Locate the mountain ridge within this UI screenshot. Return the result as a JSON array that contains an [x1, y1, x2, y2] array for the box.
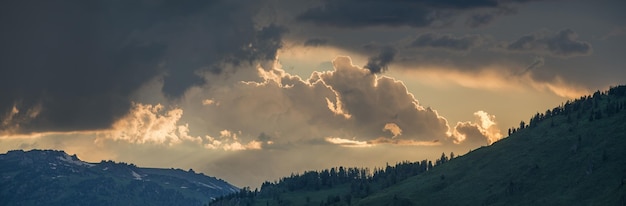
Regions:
[[0, 149, 238, 206]]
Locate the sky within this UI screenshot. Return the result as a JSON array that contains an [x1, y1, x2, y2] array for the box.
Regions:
[[1, 0, 625, 188]]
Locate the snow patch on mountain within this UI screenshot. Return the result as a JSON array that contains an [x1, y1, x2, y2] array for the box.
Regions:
[[131, 171, 142, 180], [58, 153, 94, 167], [197, 181, 220, 189]]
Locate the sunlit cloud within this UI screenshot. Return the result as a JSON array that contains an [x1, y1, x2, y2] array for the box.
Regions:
[[276, 42, 369, 77], [178, 56, 491, 150], [452, 110, 502, 145], [202, 99, 217, 106], [325, 97, 352, 119], [383, 123, 402, 138], [2, 56, 509, 152], [1, 105, 19, 130], [393, 64, 589, 99], [369, 137, 442, 146], [473, 110, 502, 144], [325, 137, 372, 148], [529, 75, 590, 99], [205, 137, 263, 151], [0, 103, 43, 135], [99, 103, 265, 151], [97, 103, 200, 145], [1, 102, 266, 152]]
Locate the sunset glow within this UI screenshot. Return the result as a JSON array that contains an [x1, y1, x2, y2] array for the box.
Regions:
[[1, 0, 624, 188]]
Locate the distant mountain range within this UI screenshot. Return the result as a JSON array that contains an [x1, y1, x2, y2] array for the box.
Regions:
[[0, 149, 238, 206], [210, 85, 626, 205]]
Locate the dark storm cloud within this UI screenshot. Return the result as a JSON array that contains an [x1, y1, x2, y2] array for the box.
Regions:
[[501, 29, 592, 57], [409, 33, 483, 52], [304, 38, 329, 47], [465, 7, 516, 28], [466, 13, 496, 28], [296, 0, 542, 28], [518, 56, 545, 75], [364, 47, 397, 74], [0, 0, 285, 134], [246, 24, 288, 63]]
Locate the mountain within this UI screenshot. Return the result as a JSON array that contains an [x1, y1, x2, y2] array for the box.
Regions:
[[0, 149, 238, 206], [210, 85, 626, 206]]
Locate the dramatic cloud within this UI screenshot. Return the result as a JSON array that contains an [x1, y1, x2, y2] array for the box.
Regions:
[[383, 123, 403, 138], [392, 65, 589, 99], [3, 0, 623, 189], [325, 137, 371, 148], [364, 47, 397, 74], [0, 0, 286, 134], [319, 57, 452, 142], [296, 0, 541, 28], [409, 33, 484, 52], [99, 103, 201, 146], [465, 7, 516, 28], [204, 130, 263, 151], [518, 56, 545, 75], [3, 102, 265, 151], [500, 29, 592, 57], [453, 111, 502, 146], [191, 56, 495, 149]]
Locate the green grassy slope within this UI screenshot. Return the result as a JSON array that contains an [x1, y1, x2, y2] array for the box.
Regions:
[[359, 91, 626, 205]]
